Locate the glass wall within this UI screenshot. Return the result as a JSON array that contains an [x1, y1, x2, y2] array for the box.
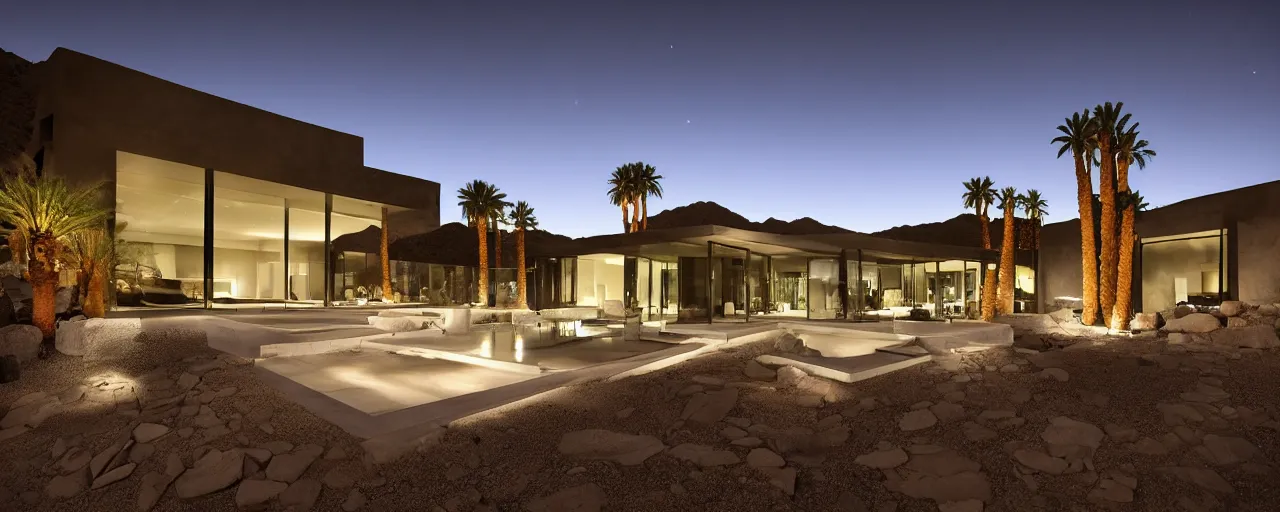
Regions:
[[771, 256, 807, 316], [711, 244, 748, 319], [575, 254, 625, 308], [331, 195, 386, 303], [288, 198, 326, 303], [212, 172, 286, 303], [965, 261, 983, 318], [660, 260, 679, 321], [808, 258, 842, 319], [748, 254, 769, 315], [678, 256, 709, 321], [636, 258, 651, 320], [114, 152, 205, 307], [1140, 230, 1227, 311]]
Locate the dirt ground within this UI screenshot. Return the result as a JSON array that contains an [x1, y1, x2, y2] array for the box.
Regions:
[[2, 329, 1279, 512]]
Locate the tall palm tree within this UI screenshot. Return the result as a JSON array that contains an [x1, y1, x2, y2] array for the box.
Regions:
[[509, 201, 538, 309], [1018, 190, 1048, 312], [636, 163, 663, 231], [1110, 125, 1154, 328], [1093, 102, 1125, 320], [1052, 110, 1102, 325], [491, 205, 507, 269], [458, 180, 507, 305], [380, 207, 391, 302], [996, 187, 1019, 315], [962, 176, 998, 321], [607, 166, 637, 233], [1111, 190, 1148, 330], [0, 173, 106, 344]]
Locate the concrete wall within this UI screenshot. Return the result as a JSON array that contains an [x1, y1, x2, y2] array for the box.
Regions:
[[1237, 211, 1280, 303], [31, 48, 439, 227], [1038, 180, 1280, 312]]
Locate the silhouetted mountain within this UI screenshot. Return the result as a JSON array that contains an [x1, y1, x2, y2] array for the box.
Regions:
[[646, 201, 852, 235], [873, 213, 1033, 250], [335, 222, 577, 267]]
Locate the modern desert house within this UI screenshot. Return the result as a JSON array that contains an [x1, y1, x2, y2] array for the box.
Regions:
[[1037, 179, 1280, 314], [532, 225, 1000, 322], [12, 48, 441, 309]]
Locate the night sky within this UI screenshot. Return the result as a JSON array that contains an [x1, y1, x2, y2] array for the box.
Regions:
[[3, 1, 1277, 237]]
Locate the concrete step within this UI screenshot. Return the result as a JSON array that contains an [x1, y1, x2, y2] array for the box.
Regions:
[[875, 344, 930, 357]]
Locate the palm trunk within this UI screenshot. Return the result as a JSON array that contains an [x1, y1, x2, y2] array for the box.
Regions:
[[1111, 205, 1136, 330], [494, 222, 503, 269], [83, 266, 106, 318], [28, 233, 59, 343], [620, 202, 631, 233], [516, 228, 528, 309], [476, 215, 489, 305], [641, 195, 649, 231], [1098, 134, 1118, 321], [1075, 154, 1100, 325], [981, 268, 998, 322], [380, 207, 391, 303], [979, 209, 992, 250], [630, 199, 641, 233], [997, 208, 1017, 314]]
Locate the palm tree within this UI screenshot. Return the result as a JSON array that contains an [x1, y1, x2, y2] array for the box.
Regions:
[[65, 227, 112, 318], [380, 207, 391, 302], [509, 201, 538, 309], [1110, 124, 1154, 329], [996, 187, 1019, 315], [1052, 110, 1102, 325], [1111, 190, 1148, 330], [1018, 190, 1048, 312], [0, 173, 106, 344], [457, 180, 507, 305], [491, 205, 507, 269], [636, 163, 663, 231], [607, 166, 636, 233], [1093, 102, 1125, 320], [962, 176, 998, 321]]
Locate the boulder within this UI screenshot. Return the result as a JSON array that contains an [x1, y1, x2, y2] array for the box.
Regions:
[[366, 316, 436, 333], [774, 333, 806, 353], [667, 443, 740, 467], [236, 479, 289, 508], [1219, 301, 1245, 317], [1258, 304, 1278, 317], [55, 317, 143, 359], [175, 449, 244, 498], [0, 324, 41, 363], [55, 286, 74, 315], [680, 388, 738, 424], [557, 430, 665, 466], [1130, 312, 1160, 331], [1173, 305, 1195, 318], [1209, 325, 1280, 349], [1162, 313, 1221, 333], [279, 479, 323, 511], [265, 450, 320, 483]]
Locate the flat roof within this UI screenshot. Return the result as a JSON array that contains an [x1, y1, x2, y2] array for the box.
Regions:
[[558, 225, 997, 263]]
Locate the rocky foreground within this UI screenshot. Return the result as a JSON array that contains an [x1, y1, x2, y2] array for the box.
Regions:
[[2, 329, 1280, 511]]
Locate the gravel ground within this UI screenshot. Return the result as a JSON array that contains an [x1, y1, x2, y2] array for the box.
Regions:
[[3, 329, 1280, 511]]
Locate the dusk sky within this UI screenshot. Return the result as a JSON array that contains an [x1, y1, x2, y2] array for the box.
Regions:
[[3, 0, 1277, 237]]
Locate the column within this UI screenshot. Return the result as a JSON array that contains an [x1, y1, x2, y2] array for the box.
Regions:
[[202, 168, 214, 309]]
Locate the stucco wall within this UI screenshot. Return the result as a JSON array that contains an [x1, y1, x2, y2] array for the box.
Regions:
[[1037, 219, 1083, 311], [1039, 180, 1280, 313], [1237, 211, 1280, 304], [31, 48, 439, 228]]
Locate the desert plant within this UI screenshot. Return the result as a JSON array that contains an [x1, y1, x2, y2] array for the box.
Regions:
[[509, 201, 538, 309], [64, 228, 112, 318], [607, 165, 637, 233], [1052, 110, 1101, 324], [1092, 102, 1125, 319], [962, 176, 999, 321], [0, 173, 107, 342], [458, 180, 507, 306], [1111, 190, 1149, 330], [996, 187, 1019, 315], [635, 163, 663, 231], [380, 207, 391, 303]]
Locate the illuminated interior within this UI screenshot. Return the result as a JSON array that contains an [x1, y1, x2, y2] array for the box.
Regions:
[[113, 151, 416, 309]]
